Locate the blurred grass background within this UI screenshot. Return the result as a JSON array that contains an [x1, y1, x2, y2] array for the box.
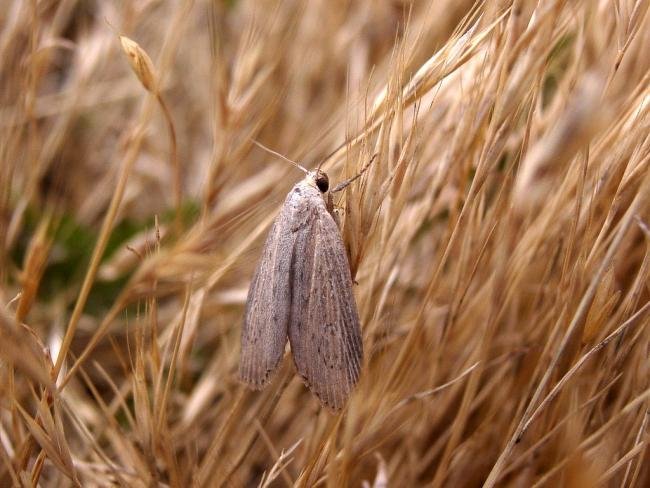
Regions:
[[1, 0, 649, 486]]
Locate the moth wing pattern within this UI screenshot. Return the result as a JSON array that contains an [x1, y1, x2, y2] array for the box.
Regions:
[[288, 193, 363, 411], [239, 203, 294, 389]]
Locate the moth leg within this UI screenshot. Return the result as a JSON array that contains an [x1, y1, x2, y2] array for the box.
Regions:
[[325, 192, 341, 228]]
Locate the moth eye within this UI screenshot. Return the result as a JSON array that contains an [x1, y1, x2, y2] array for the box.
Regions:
[[315, 172, 329, 193]]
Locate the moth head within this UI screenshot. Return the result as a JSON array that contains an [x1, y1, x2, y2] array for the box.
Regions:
[[313, 170, 329, 193]]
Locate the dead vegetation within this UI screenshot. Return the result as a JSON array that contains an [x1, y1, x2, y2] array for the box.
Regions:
[[1, 0, 649, 486]]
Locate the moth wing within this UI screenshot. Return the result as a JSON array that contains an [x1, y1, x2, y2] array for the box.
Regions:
[[240, 205, 294, 389], [289, 203, 363, 410]]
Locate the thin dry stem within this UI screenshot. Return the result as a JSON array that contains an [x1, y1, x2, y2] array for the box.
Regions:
[[1, 1, 649, 486]]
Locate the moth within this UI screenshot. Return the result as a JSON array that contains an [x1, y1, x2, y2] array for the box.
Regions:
[[240, 143, 369, 411]]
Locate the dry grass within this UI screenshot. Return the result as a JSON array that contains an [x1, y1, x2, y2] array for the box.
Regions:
[[1, 0, 649, 486]]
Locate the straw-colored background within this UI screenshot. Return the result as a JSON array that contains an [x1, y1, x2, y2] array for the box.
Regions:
[[1, 1, 649, 486]]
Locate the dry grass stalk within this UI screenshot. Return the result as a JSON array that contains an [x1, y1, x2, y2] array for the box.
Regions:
[[1, 0, 649, 486]]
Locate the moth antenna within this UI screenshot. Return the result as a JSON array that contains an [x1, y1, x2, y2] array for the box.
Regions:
[[331, 153, 378, 193], [315, 140, 349, 173], [316, 157, 326, 173], [253, 140, 309, 174]]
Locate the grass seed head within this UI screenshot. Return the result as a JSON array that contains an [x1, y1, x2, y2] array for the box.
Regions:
[[120, 35, 158, 94]]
